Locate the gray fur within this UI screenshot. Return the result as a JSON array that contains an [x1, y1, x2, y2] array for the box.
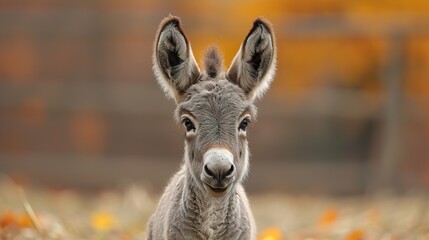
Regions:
[[153, 16, 200, 103], [147, 15, 276, 240], [204, 46, 223, 79], [227, 18, 277, 101]]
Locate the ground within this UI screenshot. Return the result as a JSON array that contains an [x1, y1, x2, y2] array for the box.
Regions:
[[0, 179, 428, 240]]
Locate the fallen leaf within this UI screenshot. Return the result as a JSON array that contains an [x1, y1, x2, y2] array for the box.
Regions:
[[258, 227, 283, 240], [19, 213, 33, 228], [318, 208, 338, 226], [346, 229, 364, 240], [0, 211, 18, 228], [91, 211, 117, 232]]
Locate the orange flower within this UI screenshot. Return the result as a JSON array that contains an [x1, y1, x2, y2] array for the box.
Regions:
[[0, 211, 18, 228], [258, 227, 283, 240], [90, 211, 117, 232], [19, 213, 33, 228], [318, 208, 338, 226], [346, 229, 364, 240]]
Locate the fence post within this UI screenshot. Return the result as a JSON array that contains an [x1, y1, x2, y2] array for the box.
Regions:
[[375, 32, 405, 193]]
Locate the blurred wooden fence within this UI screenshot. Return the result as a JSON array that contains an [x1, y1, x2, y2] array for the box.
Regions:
[[1, 0, 429, 193]]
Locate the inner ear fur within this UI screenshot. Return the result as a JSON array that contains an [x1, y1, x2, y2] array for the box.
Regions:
[[227, 18, 276, 101], [153, 15, 200, 102]]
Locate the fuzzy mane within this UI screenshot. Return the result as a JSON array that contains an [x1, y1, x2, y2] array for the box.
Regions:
[[204, 46, 224, 79]]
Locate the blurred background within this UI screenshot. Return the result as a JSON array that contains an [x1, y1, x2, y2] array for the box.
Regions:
[[1, 0, 429, 195]]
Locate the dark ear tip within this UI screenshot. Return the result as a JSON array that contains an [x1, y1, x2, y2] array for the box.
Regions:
[[253, 17, 273, 34], [159, 15, 182, 31]]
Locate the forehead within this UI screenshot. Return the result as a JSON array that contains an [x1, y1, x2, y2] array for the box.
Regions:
[[176, 80, 255, 120]]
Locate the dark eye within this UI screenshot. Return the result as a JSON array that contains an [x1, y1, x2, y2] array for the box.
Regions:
[[182, 117, 196, 132], [239, 118, 250, 131]]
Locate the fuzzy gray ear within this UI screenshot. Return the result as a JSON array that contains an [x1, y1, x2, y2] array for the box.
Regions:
[[153, 16, 200, 103], [227, 18, 276, 101]]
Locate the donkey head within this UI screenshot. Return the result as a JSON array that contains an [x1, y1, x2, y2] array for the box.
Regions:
[[153, 16, 276, 197]]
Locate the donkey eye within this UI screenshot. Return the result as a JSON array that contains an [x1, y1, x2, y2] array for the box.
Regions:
[[182, 117, 196, 132], [239, 118, 250, 132]]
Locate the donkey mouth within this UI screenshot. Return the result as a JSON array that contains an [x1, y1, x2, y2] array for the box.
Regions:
[[203, 182, 229, 194], [209, 185, 227, 193]]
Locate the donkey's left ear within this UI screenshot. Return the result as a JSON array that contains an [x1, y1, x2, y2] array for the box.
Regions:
[[153, 15, 200, 103], [227, 18, 276, 101]]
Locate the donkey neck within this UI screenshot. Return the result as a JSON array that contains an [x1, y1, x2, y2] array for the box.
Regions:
[[181, 165, 238, 235], [183, 168, 236, 212]]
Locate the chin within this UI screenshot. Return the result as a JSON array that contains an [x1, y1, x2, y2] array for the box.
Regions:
[[203, 182, 231, 197]]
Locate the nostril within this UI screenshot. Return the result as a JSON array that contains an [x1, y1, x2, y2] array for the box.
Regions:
[[226, 165, 234, 177], [204, 164, 215, 178]]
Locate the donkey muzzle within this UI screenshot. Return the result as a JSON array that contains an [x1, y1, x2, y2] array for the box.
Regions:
[[202, 148, 235, 194]]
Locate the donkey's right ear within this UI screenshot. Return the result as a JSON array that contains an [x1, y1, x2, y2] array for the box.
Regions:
[[227, 18, 276, 102], [153, 16, 200, 103]]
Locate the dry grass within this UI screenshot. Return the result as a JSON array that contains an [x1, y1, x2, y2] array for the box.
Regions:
[[0, 178, 428, 240]]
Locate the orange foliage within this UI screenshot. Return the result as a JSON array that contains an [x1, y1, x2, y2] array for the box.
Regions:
[[19, 214, 33, 228], [345, 229, 364, 240], [0, 212, 34, 229], [318, 208, 338, 226], [90, 211, 117, 232], [0, 212, 18, 228], [258, 227, 283, 240]]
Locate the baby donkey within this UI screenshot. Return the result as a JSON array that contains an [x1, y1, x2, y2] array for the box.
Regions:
[[147, 15, 277, 240]]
